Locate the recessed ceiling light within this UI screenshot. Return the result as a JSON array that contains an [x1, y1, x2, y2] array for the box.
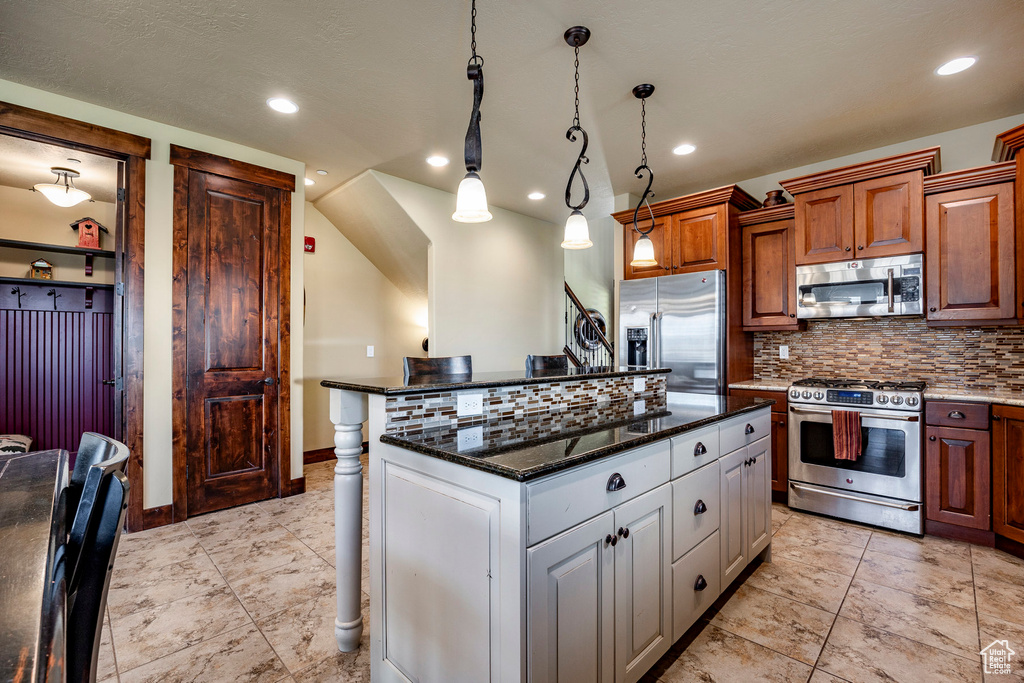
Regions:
[[673, 143, 696, 156], [426, 156, 449, 167], [936, 56, 977, 76], [316, 169, 328, 175], [304, 178, 315, 186], [527, 192, 546, 200], [266, 97, 299, 114]]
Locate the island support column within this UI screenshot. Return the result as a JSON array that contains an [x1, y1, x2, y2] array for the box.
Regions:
[[330, 389, 368, 652]]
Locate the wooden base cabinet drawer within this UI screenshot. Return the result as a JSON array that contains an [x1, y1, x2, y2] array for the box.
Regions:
[[672, 530, 720, 640], [925, 401, 989, 430], [720, 410, 771, 454], [526, 441, 671, 546], [671, 424, 720, 479], [672, 461, 721, 560]]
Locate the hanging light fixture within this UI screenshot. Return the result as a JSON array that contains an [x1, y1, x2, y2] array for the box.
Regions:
[[34, 167, 91, 208], [452, 0, 492, 223], [629, 84, 659, 268], [561, 26, 593, 250]]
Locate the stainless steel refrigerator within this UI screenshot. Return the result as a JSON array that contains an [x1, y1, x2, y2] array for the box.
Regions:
[[618, 271, 726, 395]]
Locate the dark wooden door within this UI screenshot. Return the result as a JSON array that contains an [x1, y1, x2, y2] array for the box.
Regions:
[[623, 215, 670, 280], [854, 171, 923, 258], [925, 426, 990, 530], [742, 219, 797, 327], [993, 405, 1024, 544], [794, 185, 853, 264], [926, 182, 1015, 322], [185, 171, 281, 515], [669, 206, 727, 273]]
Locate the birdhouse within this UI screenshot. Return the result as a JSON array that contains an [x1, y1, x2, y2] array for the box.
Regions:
[[31, 258, 54, 280], [70, 217, 109, 250]]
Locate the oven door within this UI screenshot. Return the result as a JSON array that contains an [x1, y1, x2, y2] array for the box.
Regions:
[[788, 404, 921, 502]]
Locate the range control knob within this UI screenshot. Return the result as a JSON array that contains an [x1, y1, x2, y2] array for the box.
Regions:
[[790, 390, 800, 399], [876, 395, 889, 404], [890, 395, 904, 405], [802, 391, 812, 399], [905, 396, 919, 407], [813, 391, 824, 400]]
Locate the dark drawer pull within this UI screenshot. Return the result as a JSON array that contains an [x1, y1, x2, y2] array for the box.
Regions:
[[605, 533, 617, 547], [929, 436, 936, 441], [606, 473, 626, 492], [694, 499, 707, 515], [694, 441, 707, 457], [694, 575, 708, 591], [948, 411, 965, 420], [745, 424, 755, 435]]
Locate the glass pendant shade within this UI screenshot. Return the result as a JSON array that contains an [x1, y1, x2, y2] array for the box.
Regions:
[[561, 209, 593, 249], [452, 172, 492, 223], [35, 169, 91, 208], [630, 233, 657, 267]]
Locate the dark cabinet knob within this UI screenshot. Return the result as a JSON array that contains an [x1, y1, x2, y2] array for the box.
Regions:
[[694, 441, 707, 457], [694, 500, 707, 515], [618, 527, 629, 539], [745, 424, 755, 435], [930, 307, 937, 312], [694, 575, 708, 591], [929, 436, 936, 441], [606, 473, 626, 492], [605, 534, 617, 547], [948, 411, 965, 419], [789, 313, 796, 318], [845, 246, 852, 252], [858, 245, 864, 250], [993, 415, 1002, 421]]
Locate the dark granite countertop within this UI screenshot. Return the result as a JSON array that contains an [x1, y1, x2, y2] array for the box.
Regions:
[[320, 367, 671, 396], [380, 393, 774, 481]]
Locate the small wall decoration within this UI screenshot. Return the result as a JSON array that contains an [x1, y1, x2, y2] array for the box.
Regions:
[[70, 217, 109, 250], [30, 258, 54, 280]]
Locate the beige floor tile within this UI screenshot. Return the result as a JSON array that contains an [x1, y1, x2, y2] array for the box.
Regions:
[[710, 584, 834, 665], [107, 551, 227, 620], [116, 523, 202, 573], [110, 585, 251, 673], [257, 591, 369, 673], [207, 525, 320, 582], [745, 554, 853, 613], [867, 530, 973, 574], [96, 621, 117, 681], [118, 624, 288, 683], [657, 623, 813, 682], [809, 671, 850, 683], [774, 513, 872, 548], [771, 506, 791, 536], [188, 504, 281, 548], [972, 545, 1024, 586], [978, 613, 1024, 682], [771, 531, 865, 576], [839, 579, 979, 659], [818, 616, 982, 683], [856, 549, 975, 610], [287, 516, 338, 554], [230, 553, 336, 621], [293, 628, 371, 683], [975, 576, 1024, 628]]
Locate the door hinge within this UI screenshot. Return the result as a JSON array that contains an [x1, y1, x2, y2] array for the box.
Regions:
[[115, 282, 125, 296], [117, 188, 126, 202]]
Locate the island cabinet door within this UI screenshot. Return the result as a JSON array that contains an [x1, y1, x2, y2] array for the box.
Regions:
[[613, 484, 673, 683], [527, 511, 615, 683], [719, 446, 748, 587], [745, 437, 772, 558]]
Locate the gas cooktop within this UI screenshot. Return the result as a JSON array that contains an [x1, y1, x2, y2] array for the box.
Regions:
[[788, 377, 925, 410], [791, 378, 926, 392]]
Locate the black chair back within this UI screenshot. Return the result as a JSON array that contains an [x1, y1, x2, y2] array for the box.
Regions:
[[67, 433, 118, 520], [66, 469, 129, 683], [403, 355, 472, 377], [526, 355, 569, 373]]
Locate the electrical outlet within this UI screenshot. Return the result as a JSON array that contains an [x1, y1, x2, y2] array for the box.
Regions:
[[457, 392, 484, 417], [634, 399, 646, 416], [633, 376, 646, 393], [366, 345, 375, 358], [457, 425, 484, 451], [779, 345, 789, 359]]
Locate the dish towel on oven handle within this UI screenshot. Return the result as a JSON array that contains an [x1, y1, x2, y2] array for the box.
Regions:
[[832, 410, 862, 461]]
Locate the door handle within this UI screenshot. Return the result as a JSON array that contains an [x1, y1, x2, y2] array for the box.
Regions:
[[101, 379, 116, 386], [789, 482, 920, 511], [745, 423, 755, 435], [887, 268, 895, 313], [693, 441, 707, 457], [694, 499, 707, 515], [606, 473, 626, 492], [260, 377, 275, 386], [790, 406, 919, 422], [948, 411, 965, 419], [694, 575, 708, 591]]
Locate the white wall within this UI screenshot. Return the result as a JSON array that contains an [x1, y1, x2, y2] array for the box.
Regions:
[[0, 78, 306, 509], [302, 202, 425, 451]]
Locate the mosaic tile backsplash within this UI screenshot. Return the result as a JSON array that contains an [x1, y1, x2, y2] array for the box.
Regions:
[[384, 373, 667, 434], [754, 318, 1024, 392]]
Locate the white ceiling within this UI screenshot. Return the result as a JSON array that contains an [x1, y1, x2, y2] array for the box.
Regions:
[[1, 0, 1022, 223], [0, 134, 120, 203]]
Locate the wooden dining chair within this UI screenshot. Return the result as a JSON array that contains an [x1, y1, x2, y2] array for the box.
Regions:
[[403, 355, 472, 377], [525, 354, 569, 373]]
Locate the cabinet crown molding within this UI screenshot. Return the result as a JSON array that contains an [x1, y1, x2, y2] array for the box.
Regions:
[[779, 147, 941, 195], [611, 184, 760, 224], [923, 162, 1016, 195], [992, 123, 1024, 163], [737, 203, 795, 226]]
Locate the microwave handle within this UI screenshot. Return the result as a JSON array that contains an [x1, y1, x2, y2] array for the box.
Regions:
[[887, 268, 895, 313]]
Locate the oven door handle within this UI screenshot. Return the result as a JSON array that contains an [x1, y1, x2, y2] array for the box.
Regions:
[[790, 482, 920, 511], [789, 406, 919, 422]]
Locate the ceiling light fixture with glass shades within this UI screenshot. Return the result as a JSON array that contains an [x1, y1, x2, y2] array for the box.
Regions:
[[33, 167, 91, 207], [452, 0, 492, 223], [629, 84, 659, 268], [560, 25, 593, 250]]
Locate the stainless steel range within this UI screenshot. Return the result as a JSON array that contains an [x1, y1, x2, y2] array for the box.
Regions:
[[787, 378, 924, 534]]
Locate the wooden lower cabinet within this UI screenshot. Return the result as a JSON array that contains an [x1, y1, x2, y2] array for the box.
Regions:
[[925, 426, 991, 530], [993, 404, 1024, 545]]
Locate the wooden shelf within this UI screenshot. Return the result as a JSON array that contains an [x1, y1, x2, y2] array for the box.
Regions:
[[0, 238, 115, 258], [0, 276, 114, 290]]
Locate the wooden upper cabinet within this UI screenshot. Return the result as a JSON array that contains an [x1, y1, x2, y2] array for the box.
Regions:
[[993, 404, 1024, 545], [993, 122, 1024, 321], [623, 215, 670, 280], [854, 171, 923, 258], [925, 181, 1015, 322], [794, 185, 853, 264], [669, 205, 727, 274], [739, 206, 798, 328]]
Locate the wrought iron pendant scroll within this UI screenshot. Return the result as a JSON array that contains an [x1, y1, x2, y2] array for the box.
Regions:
[[631, 84, 657, 236], [564, 27, 592, 213], [463, 1, 485, 173]]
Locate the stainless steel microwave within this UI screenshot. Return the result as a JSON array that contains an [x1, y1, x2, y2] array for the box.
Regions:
[[796, 254, 923, 319]]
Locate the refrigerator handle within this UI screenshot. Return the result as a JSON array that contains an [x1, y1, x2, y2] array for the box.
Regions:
[[650, 312, 661, 369]]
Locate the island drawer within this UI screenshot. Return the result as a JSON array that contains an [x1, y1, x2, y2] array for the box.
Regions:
[[526, 440, 671, 546], [925, 401, 989, 429], [672, 461, 720, 560], [719, 410, 771, 454], [672, 530, 720, 641], [670, 424, 720, 479]]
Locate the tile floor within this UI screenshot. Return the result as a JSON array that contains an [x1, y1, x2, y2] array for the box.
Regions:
[[100, 459, 1024, 682]]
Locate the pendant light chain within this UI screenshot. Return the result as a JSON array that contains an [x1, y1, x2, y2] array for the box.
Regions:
[[469, 0, 483, 66], [573, 46, 581, 128], [640, 97, 648, 167]]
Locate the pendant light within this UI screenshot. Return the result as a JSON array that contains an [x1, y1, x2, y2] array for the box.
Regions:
[[452, 0, 492, 223], [561, 26, 593, 250], [34, 167, 91, 208], [629, 84, 658, 268]]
